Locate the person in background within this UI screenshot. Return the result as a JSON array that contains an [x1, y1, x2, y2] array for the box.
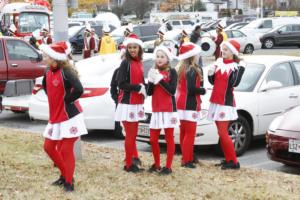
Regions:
[[154, 29, 165, 49], [190, 25, 203, 67], [98, 24, 117, 55], [83, 26, 95, 59], [41, 26, 52, 45], [92, 28, 99, 54]]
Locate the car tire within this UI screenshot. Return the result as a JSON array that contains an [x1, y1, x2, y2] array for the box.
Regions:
[[244, 44, 254, 54], [114, 121, 125, 139], [215, 115, 252, 157], [264, 38, 274, 49]]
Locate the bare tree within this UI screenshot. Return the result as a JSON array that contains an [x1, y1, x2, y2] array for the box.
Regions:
[[123, 0, 152, 19]]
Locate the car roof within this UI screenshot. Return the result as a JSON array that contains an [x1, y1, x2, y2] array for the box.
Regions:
[[242, 55, 300, 67]]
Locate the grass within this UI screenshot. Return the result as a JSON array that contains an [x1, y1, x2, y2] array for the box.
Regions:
[[0, 127, 300, 200]]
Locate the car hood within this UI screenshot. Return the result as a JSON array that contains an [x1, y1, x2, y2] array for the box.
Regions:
[[277, 106, 300, 132]]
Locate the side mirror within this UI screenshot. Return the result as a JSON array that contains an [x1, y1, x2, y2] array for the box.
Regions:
[[260, 81, 283, 92], [277, 30, 282, 34], [37, 53, 43, 62]]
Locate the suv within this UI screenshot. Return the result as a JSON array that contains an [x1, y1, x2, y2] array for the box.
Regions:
[[260, 24, 300, 49]]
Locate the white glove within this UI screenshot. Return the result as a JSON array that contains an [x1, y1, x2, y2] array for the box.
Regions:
[[147, 68, 156, 83], [138, 84, 147, 98], [153, 73, 163, 85], [208, 65, 216, 76]]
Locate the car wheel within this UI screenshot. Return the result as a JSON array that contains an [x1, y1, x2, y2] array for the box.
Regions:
[[244, 44, 254, 54], [264, 38, 274, 49], [215, 115, 252, 157], [114, 121, 125, 139], [71, 43, 77, 54]]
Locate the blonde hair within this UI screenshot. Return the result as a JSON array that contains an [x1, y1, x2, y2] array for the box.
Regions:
[[178, 56, 202, 81], [57, 60, 79, 77]]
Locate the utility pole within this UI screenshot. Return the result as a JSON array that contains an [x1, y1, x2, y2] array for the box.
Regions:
[[260, 0, 263, 18]]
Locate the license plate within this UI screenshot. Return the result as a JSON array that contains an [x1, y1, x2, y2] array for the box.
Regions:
[[138, 125, 150, 136], [288, 139, 300, 154]]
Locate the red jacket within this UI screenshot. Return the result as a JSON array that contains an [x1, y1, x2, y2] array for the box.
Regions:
[[117, 59, 145, 105], [176, 66, 205, 111], [42, 67, 83, 123], [147, 68, 177, 112], [208, 59, 245, 106]]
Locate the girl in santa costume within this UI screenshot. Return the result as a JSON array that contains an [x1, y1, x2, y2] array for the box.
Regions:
[[40, 42, 87, 192], [115, 34, 146, 173], [176, 42, 206, 169], [207, 39, 245, 170], [147, 46, 178, 175]]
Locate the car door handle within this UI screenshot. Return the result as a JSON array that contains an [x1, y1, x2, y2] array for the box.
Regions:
[[289, 93, 298, 98], [11, 64, 18, 67]]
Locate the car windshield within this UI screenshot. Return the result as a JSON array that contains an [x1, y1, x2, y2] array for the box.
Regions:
[[19, 12, 49, 33], [235, 63, 265, 92], [68, 26, 83, 38]]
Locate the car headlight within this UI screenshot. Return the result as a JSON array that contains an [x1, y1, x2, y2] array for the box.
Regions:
[[200, 109, 208, 120], [268, 115, 284, 132]]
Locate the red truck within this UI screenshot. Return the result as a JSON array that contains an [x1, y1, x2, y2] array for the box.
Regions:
[[0, 36, 46, 112]]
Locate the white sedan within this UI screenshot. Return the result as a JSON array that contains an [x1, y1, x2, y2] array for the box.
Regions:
[[28, 53, 156, 137], [137, 56, 300, 156]]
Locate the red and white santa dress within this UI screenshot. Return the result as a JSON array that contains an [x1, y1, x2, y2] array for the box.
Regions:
[[207, 40, 245, 169], [146, 46, 178, 174], [114, 34, 146, 172], [83, 27, 95, 59], [176, 43, 206, 168]]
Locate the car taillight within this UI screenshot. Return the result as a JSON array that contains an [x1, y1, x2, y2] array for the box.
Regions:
[[32, 84, 43, 95], [81, 88, 109, 98]]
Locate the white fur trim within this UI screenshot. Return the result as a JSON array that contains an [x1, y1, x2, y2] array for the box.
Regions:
[[221, 41, 239, 56], [153, 46, 174, 61], [123, 38, 144, 48], [40, 44, 67, 61], [178, 44, 201, 60], [65, 42, 72, 55], [215, 58, 238, 74]]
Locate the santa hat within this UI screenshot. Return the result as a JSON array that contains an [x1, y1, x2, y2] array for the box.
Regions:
[[103, 24, 110, 33], [157, 29, 165, 36], [178, 42, 201, 60], [154, 46, 174, 61], [125, 23, 133, 34], [182, 30, 188, 37], [40, 42, 68, 61], [221, 40, 240, 56], [123, 33, 143, 48], [55, 41, 72, 55], [216, 24, 224, 30], [85, 24, 92, 34]]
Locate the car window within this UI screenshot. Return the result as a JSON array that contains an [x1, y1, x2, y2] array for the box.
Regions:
[[292, 25, 300, 32], [182, 21, 192, 25], [0, 43, 3, 60], [292, 62, 300, 83], [132, 27, 141, 37], [225, 31, 233, 38], [279, 25, 292, 33], [172, 21, 180, 26], [265, 62, 294, 88], [231, 30, 245, 38], [140, 25, 159, 36], [262, 20, 272, 28], [6, 40, 38, 60], [235, 63, 265, 92]]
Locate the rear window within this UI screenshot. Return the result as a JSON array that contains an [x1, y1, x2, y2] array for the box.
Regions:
[[263, 20, 272, 28], [172, 21, 180, 25], [140, 25, 159, 36], [292, 25, 300, 32], [182, 21, 193, 25]]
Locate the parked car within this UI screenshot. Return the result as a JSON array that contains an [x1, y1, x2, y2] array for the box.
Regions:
[[68, 25, 116, 54], [137, 55, 300, 156], [241, 17, 300, 39], [29, 53, 155, 137], [111, 24, 160, 50], [225, 29, 261, 54], [166, 20, 195, 31], [266, 105, 300, 167], [260, 24, 300, 49], [68, 21, 84, 28], [0, 36, 45, 112], [201, 20, 222, 32], [203, 29, 261, 54]]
